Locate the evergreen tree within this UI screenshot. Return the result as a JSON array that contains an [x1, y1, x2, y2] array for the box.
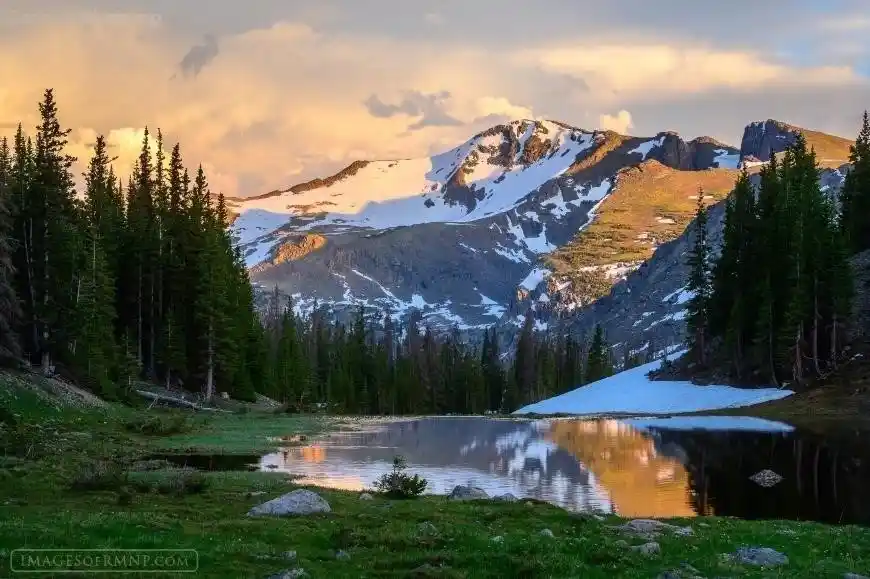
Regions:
[[0, 137, 22, 362], [584, 324, 611, 383], [685, 189, 711, 364], [29, 89, 81, 374], [840, 111, 870, 254]]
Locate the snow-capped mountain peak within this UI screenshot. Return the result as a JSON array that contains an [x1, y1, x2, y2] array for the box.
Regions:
[[229, 119, 745, 333]]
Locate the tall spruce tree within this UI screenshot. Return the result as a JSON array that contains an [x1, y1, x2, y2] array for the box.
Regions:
[[685, 189, 711, 364], [584, 324, 611, 383], [0, 137, 22, 362], [840, 111, 870, 254]]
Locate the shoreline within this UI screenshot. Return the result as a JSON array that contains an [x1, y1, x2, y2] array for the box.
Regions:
[[2, 376, 870, 577]]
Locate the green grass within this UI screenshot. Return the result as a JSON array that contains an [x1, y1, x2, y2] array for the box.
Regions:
[[151, 411, 330, 454], [2, 373, 870, 578]]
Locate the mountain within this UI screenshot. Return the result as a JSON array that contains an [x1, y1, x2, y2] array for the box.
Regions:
[[559, 162, 852, 364], [228, 119, 743, 331]]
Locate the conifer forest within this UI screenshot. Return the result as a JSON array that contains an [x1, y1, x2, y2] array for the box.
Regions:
[[0, 90, 619, 414]]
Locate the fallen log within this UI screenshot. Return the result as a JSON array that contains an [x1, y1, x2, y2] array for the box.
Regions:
[[135, 390, 232, 413]]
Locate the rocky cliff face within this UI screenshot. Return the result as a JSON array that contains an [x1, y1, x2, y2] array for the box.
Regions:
[[739, 119, 854, 168]]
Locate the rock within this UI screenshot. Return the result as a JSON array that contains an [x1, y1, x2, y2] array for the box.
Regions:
[[410, 563, 441, 577], [493, 493, 518, 502], [247, 490, 331, 517], [539, 528, 554, 538], [613, 540, 629, 549], [615, 519, 692, 539], [729, 546, 789, 567], [657, 563, 703, 579], [246, 491, 267, 498], [282, 551, 297, 561], [220, 391, 230, 400], [266, 569, 306, 579], [844, 574, 870, 579], [448, 485, 488, 500], [417, 521, 438, 536], [359, 492, 374, 501], [749, 469, 784, 487], [335, 550, 350, 561], [491, 536, 504, 543], [631, 541, 660, 556]]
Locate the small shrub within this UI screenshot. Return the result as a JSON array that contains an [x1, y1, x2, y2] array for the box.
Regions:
[[129, 468, 208, 496], [70, 459, 128, 491], [116, 486, 134, 506], [125, 414, 190, 436], [373, 456, 427, 498]]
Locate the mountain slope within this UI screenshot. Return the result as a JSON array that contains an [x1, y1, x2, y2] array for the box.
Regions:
[[229, 119, 740, 330], [559, 162, 852, 363]]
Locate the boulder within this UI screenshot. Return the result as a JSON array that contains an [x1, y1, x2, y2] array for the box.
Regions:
[[448, 485, 488, 500], [247, 490, 331, 517]]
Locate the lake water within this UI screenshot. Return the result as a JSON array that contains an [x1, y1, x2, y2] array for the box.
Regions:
[[256, 415, 870, 524]]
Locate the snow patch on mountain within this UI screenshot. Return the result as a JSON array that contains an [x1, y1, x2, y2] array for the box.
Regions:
[[628, 136, 665, 160]]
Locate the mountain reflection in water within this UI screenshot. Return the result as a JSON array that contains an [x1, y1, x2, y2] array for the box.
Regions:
[[259, 416, 870, 524]]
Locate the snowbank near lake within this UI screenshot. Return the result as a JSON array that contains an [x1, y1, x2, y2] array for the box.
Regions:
[[513, 355, 794, 416], [624, 416, 795, 433]]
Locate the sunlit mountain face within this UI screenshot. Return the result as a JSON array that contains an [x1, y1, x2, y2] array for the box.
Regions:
[[544, 419, 700, 517]]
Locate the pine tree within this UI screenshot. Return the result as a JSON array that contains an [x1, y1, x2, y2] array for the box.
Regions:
[[840, 111, 870, 254], [584, 324, 611, 383], [0, 137, 22, 362], [29, 89, 81, 374], [685, 189, 711, 364]]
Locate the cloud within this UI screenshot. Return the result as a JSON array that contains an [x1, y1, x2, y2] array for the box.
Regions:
[[516, 43, 859, 103], [423, 13, 445, 26], [364, 91, 462, 131], [178, 34, 219, 78], [0, 2, 868, 198], [599, 110, 633, 133]]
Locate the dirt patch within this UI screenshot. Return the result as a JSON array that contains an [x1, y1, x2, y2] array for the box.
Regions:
[[271, 233, 327, 265]]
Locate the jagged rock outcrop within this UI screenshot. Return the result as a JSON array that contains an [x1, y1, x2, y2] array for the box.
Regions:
[[740, 119, 853, 168]]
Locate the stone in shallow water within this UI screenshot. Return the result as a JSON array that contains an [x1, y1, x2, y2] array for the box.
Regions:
[[247, 490, 331, 517], [749, 469, 784, 487], [730, 546, 789, 567]]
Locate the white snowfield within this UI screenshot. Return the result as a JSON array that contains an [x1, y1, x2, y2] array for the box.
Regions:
[[230, 120, 618, 268], [513, 354, 794, 416]]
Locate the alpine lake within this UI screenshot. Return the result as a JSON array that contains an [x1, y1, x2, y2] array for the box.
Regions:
[[158, 415, 870, 525]]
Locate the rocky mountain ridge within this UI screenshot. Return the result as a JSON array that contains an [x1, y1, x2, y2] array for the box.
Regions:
[[228, 117, 852, 347]]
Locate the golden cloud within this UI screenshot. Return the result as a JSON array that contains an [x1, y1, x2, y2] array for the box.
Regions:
[[0, 13, 864, 197]]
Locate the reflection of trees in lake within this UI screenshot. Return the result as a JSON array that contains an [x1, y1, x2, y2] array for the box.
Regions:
[[654, 429, 870, 524]]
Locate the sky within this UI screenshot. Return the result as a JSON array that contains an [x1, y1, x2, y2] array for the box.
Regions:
[[1, 1, 869, 197]]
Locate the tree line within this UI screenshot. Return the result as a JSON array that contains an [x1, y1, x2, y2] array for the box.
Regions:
[[0, 89, 624, 412], [0, 89, 267, 401], [258, 292, 616, 414], [685, 112, 870, 385]]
